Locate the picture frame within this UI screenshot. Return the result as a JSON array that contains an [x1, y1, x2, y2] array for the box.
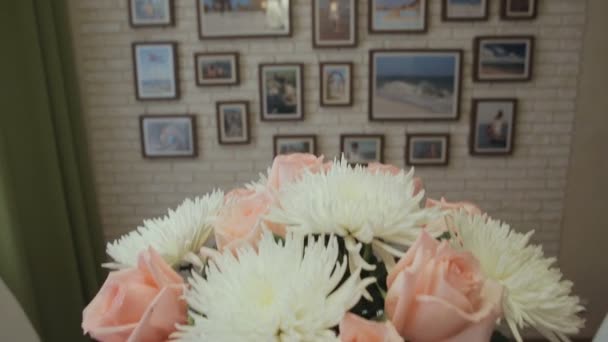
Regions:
[[369, 49, 463, 121], [501, 0, 538, 20], [139, 115, 197, 158], [273, 135, 317, 157], [128, 0, 174, 27], [216, 101, 250, 145], [406, 134, 450, 166], [195, 52, 240, 86], [441, 0, 489, 21], [369, 0, 428, 34], [259, 63, 304, 121], [312, 0, 357, 48], [470, 99, 518, 156], [474, 36, 535, 82], [320, 62, 353, 107], [196, 0, 292, 39], [340, 134, 384, 165], [132, 42, 179, 101]]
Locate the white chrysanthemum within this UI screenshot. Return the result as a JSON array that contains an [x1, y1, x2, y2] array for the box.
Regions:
[[174, 232, 375, 342], [449, 211, 584, 342], [265, 159, 440, 272], [105, 190, 224, 269]]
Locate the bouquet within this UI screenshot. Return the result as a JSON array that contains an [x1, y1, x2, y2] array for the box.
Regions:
[[82, 154, 584, 342]]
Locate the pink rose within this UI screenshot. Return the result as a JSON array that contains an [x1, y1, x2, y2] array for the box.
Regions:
[[368, 162, 424, 196], [267, 153, 326, 191], [340, 313, 404, 342], [385, 232, 503, 342], [426, 197, 482, 216], [82, 248, 186, 342]]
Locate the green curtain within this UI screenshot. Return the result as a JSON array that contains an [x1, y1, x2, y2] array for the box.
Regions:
[[0, 0, 106, 341]]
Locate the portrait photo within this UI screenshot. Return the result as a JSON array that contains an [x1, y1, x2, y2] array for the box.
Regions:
[[341, 135, 384, 165], [470, 99, 517, 155], [474, 36, 535, 82], [195, 53, 239, 86], [501, 0, 538, 20], [320, 62, 352, 106], [369, 0, 428, 33], [313, 0, 357, 47], [406, 134, 450, 166], [369, 50, 462, 121], [217, 101, 249, 145], [129, 0, 174, 27], [274, 135, 317, 156], [442, 0, 488, 21], [139, 115, 196, 158], [259, 63, 304, 121], [132, 42, 179, 100]]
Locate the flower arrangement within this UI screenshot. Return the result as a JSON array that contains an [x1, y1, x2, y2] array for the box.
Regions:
[[82, 154, 584, 342]]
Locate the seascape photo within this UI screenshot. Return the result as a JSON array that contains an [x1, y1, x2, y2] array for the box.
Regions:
[[412, 139, 444, 160], [323, 65, 350, 104], [261, 66, 302, 119], [199, 0, 290, 37], [279, 141, 312, 155], [371, 0, 426, 31], [133, 0, 170, 21], [473, 100, 516, 153], [445, 0, 486, 19], [477, 39, 532, 79], [142, 118, 194, 157], [135, 45, 176, 98], [315, 0, 354, 45], [343, 138, 382, 164]]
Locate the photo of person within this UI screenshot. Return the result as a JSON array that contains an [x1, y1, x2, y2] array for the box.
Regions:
[[260, 64, 303, 120], [217, 101, 249, 144], [202, 61, 232, 79], [314, 0, 356, 47], [274, 135, 316, 156], [321, 63, 352, 106], [475, 36, 534, 81], [223, 110, 243, 137], [341, 135, 383, 164], [407, 134, 449, 166], [370, 0, 427, 32], [471, 99, 517, 155], [195, 53, 239, 86], [140, 116, 196, 158]]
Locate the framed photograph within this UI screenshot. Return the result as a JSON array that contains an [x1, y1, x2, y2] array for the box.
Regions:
[[273, 135, 317, 156], [501, 0, 538, 20], [132, 42, 179, 101], [259, 63, 304, 121], [196, 0, 292, 39], [320, 62, 353, 107], [128, 0, 174, 27], [139, 115, 197, 158], [313, 0, 357, 48], [195, 52, 239, 86], [369, 49, 462, 121], [442, 0, 488, 21], [474, 36, 535, 82], [341, 134, 384, 165], [369, 0, 428, 34], [406, 134, 450, 166], [470, 99, 517, 155], [216, 101, 250, 145]]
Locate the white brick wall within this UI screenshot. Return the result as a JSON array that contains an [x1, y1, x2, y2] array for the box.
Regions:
[[69, 0, 587, 257]]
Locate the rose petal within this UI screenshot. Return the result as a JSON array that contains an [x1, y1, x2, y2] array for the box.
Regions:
[[139, 248, 183, 287], [387, 231, 439, 288], [339, 313, 404, 342]]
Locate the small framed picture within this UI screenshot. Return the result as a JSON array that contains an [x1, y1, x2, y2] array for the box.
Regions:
[[273, 135, 317, 157], [128, 0, 174, 27], [470, 99, 517, 156], [406, 134, 450, 166], [474, 36, 535, 82], [195, 52, 239, 86], [320, 62, 353, 107], [312, 0, 357, 48], [139, 115, 197, 158], [259, 63, 304, 121], [132, 42, 179, 101], [369, 0, 428, 33], [341, 134, 384, 165], [442, 0, 488, 21], [501, 0, 538, 20], [216, 101, 250, 145]]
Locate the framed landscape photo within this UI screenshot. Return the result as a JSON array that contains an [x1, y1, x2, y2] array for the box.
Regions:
[[132, 42, 179, 100], [273, 135, 317, 156], [128, 0, 174, 27], [320, 62, 353, 107], [216, 101, 250, 145], [406, 134, 450, 166], [197, 0, 292, 39], [474, 36, 535, 82], [313, 0, 357, 48], [195, 52, 239, 86], [470, 99, 517, 155], [442, 0, 488, 21], [259, 63, 304, 121], [139, 115, 197, 158], [369, 49, 462, 121], [341, 134, 384, 165], [369, 0, 428, 33], [501, 0, 538, 20]]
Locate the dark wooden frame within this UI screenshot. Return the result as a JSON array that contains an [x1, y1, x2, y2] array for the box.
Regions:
[[500, 0, 538, 20], [473, 36, 535, 82], [319, 62, 354, 107], [259, 63, 305, 122], [216, 101, 250, 145], [128, 0, 175, 28], [406, 134, 450, 166], [194, 52, 240, 87], [368, 0, 428, 34], [196, 0, 293, 40], [273, 135, 317, 157], [312, 0, 358, 48], [469, 98, 518, 156], [132, 41, 180, 101], [139, 114, 198, 159], [340, 134, 385, 165], [441, 0, 489, 22], [368, 49, 463, 122]]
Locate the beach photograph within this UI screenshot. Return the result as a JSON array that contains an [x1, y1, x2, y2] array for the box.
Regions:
[[371, 0, 426, 31], [133, 0, 170, 21], [199, 0, 290, 37], [476, 38, 532, 80], [472, 100, 516, 154], [274, 136, 315, 156], [135, 44, 176, 98], [261, 65, 302, 120], [342, 136, 382, 164], [412, 139, 445, 160], [444, 0, 487, 19], [315, 0, 354, 45]]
